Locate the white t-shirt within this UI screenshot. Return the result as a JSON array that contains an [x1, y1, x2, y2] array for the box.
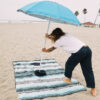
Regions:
[[53, 33, 85, 54]]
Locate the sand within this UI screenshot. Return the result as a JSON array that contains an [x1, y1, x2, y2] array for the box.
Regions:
[[0, 22, 100, 100]]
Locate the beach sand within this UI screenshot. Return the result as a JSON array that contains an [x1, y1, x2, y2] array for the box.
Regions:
[[0, 22, 100, 100]]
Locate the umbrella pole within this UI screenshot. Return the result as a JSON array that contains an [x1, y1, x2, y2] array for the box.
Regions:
[[40, 20, 51, 67], [44, 20, 51, 47]]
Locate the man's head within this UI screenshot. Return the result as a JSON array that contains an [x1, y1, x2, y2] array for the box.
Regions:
[[50, 28, 65, 42]]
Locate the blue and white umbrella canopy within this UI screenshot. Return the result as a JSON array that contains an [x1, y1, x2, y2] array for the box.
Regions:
[[17, 1, 81, 26]]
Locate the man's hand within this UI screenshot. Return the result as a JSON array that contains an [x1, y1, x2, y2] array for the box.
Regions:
[[45, 34, 49, 38], [42, 48, 47, 52], [45, 34, 54, 40], [45, 34, 51, 39]]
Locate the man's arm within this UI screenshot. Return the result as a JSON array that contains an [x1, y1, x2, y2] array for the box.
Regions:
[[45, 34, 54, 40], [42, 47, 56, 53]]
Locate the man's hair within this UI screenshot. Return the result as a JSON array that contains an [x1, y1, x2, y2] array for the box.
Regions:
[[50, 28, 65, 42]]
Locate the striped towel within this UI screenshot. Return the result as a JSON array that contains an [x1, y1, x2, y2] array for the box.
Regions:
[[13, 59, 86, 100]]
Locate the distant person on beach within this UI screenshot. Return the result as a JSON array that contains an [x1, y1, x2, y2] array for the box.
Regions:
[[42, 28, 96, 96]]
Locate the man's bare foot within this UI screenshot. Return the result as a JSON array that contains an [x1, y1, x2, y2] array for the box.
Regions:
[[91, 88, 96, 96], [62, 77, 72, 84]]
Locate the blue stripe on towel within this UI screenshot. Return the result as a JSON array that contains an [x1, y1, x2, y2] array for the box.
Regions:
[[16, 79, 79, 92], [15, 68, 64, 79], [18, 84, 86, 100]]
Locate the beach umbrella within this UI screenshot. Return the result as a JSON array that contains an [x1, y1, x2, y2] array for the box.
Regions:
[[17, 1, 81, 34], [17, 1, 81, 72]]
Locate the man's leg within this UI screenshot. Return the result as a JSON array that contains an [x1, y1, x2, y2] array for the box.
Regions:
[[63, 53, 82, 83], [80, 48, 96, 96]]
